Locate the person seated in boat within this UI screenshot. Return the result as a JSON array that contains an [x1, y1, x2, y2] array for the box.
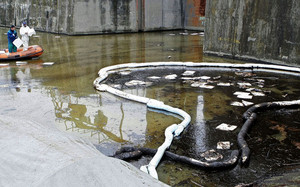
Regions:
[[20, 21, 30, 51], [7, 25, 18, 53]]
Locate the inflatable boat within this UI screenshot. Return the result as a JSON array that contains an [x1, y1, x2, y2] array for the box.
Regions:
[[0, 45, 43, 61]]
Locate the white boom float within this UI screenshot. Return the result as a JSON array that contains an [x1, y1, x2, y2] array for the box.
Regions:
[[93, 62, 300, 179]]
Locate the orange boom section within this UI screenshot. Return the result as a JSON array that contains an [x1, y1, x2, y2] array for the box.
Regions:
[[0, 45, 44, 61]]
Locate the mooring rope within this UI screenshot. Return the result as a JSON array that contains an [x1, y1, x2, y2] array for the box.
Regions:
[[94, 62, 300, 179]]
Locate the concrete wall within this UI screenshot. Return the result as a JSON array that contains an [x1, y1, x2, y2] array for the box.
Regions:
[[183, 0, 206, 30], [204, 0, 300, 66], [0, 0, 205, 35]]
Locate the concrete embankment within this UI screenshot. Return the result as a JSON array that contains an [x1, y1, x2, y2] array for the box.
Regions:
[[0, 0, 205, 35], [204, 0, 300, 66], [0, 116, 168, 186]]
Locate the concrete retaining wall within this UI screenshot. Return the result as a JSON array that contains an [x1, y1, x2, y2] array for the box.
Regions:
[[204, 0, 300, 66], [183, 0, 206, 31], [0, 0, 205, 35]]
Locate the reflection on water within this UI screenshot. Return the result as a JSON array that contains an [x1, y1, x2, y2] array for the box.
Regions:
[[1, 27, 300, 186]]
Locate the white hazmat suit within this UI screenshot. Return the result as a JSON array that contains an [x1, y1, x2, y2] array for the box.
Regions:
[[20, 24, 30, 51]]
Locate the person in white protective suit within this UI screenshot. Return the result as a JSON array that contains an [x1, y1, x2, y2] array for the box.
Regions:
[[20, 21, 30, 51]]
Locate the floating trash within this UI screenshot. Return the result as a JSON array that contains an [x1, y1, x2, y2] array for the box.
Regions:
[[125, 80, 152, 87], [55, 36, 61, 38], [199, 84, 214, 89], [165, 74, 177, 80], [167, 56, 172, 59], [257, 79, 265, 83], [242, 100, 254, 106], [190, 33, 199, 36], [237, 82, 252, 87], [179, 32, 189, 36], [200, 149, 223, 161], [16, 61, 28, 65], [33, 35, 40, 38], [217, 82, 231, 87], [181, 77, 194, 80], [216, 123, 237, 131], [0, 63, 9, 67], [233, 91, 249, 95], [199, 76, 211, 80], [217, 141, 231, 150], [119, 70, 131, 75], [213, 76, 221, 80], [230, 101, 244, 107], [43, 62, 55, 66], [111, 84, 122, 89], [251, 91, 265, 96], [147, 76, 161, 80], [182, 71, 196, 76], [199, 32, 205, 36], [237, 94, 253, 100], [169, 34, 176, 36], [191, 82, 201, 87]]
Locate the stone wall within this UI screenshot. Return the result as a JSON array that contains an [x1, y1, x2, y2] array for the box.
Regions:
[[204, 0, 300, 66], [0, 0, 205, 35]]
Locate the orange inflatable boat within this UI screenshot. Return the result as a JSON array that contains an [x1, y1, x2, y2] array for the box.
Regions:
[[0, 45, 43, 61]]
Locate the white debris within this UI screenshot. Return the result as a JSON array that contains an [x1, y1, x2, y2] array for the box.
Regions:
[[242, 100, 254, 106], [237, 94, 253, 99], [230, 101, 244, 106], [217, 141, 231, 150], [233, 91, 249, 95], [216, 123, 237, 131], [199, 32, 205, 36], [55, 36, 61, 38], [237, 82, 252, 87], [169, 34, 176, 36], [165, 74, 177, 80], [0, 64, 9, 67], [167, 56, 172, 59], [119, 71, 131, 75], [199, 84, 214, 89], [181, 77, 194, 80], [257, 79, 265, 83], [179, 32, 189, 36], [125, 80, 152, 87], [33, 35, 40, 38], [191, 82, 201, 87], [190, 33, 198, 36], [251, 91, 265, 96], [16, 61, 27, 65], [111, 84, 122, 89], [200, 149, 223, 161], [147, 76, 161, 80], [217, 82, 231, 86], [182, 71, 195, 76], [199, 76, 211, 80], [43, 62, 55, 66], [245, 88, 255, 92]]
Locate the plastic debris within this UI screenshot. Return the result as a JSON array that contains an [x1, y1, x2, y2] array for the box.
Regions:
[[213, 76, 221, 80], [33, 35, 40, 38], [125, 80, 152, 87], [216, 123, 237, 131], [111, 84, 122, 89], [234, 91, 253, 99], [55, 36, 61, 38], [199, 76, 211, 80], [242, 100, 254, 106], [147, 76, 161, 80], [199, 84, 214, 89], [231, 101, 244, 106], [217, 141, 231, 150], [190, 33, 198, 36], [182, 71, 195, 76], [0, 63, 9, 67], [217, 82, 231, 86], [237, 82, 252, 87], [251, 91, 265, 96], [16, 61, 27, 65], [169, 34, 175, 36], [165, 74, 177, 80], [43, 62, 55, 66], [119, 70, 131, 75], [167, 56, 172, 59], [200, 149, 223, 161]]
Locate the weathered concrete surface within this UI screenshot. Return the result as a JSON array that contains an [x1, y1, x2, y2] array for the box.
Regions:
[[0, 116, 168, 186], [204, 0, 300, 66], [0, 0, 205, 34], [183, 0, 206, 30]]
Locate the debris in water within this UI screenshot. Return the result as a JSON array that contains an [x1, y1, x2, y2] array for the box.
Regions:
[[237, 82, 252, 87], [213, 76, 221, 80], [165, 74, 177, 80], [125, 80, 152, 87], [147, 76, 161, 80], [199, 76, 211, 80], [119, 70, 131, 75], [231, 101, 244, 107], [16, 61, 28, 65], [190, 33, 199, 36], [43, 62, 55, 66], [111, 84, 122, 89], [216, 123, 237, 131], [242, 100, 254, 106], [167, 56, 172, 59], [217, 141, 231, 150], [199, 84, 214, 89], [200, 149, 223, 161], [217, 82, 231, 87], [182, 71, 195, 76], [55, 36, 61, 38], [169, 34, 176, 36], [251, 91, 265, 96], [0, 64, 9, 67], [33, 35, 40, 38], [234, 91, 253, 99]]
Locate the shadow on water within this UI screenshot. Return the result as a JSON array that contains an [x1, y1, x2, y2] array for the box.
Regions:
[[0, 27, 300, 186]]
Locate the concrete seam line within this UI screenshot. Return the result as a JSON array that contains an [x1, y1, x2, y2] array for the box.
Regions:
[[93, 62, 300, 179]]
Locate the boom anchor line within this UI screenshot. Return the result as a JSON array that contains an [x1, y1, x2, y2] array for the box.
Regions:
[[94, 62, 300, 179]]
